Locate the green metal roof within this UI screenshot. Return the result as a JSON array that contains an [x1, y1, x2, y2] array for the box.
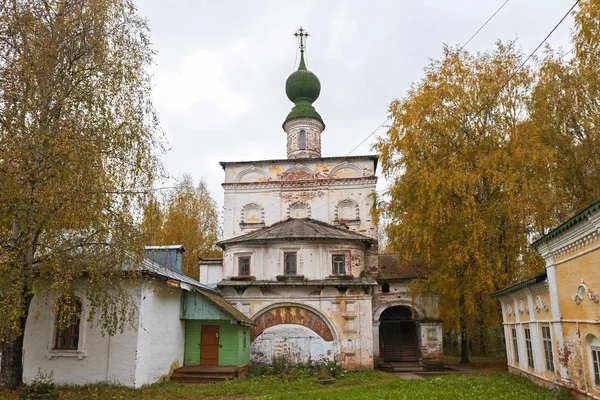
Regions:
[[490, 272, 547, 298], [197, 288, 253, 326], [531, 200, 600, 249], [283, 51, 324, 128]]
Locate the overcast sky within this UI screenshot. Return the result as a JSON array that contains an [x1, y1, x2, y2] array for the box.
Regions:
[[135, 0, 576, 208]]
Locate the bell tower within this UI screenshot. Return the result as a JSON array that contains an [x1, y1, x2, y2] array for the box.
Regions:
[[283, 27, 325, 159]]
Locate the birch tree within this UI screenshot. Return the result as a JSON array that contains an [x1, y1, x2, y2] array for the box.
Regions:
[[530, 0, 600, 217], [376, 43, 552, 363], [0, 0, 163, 388], [141, 175, 221, 278]]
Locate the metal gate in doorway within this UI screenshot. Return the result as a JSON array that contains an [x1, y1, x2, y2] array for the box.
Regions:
[[379, 306, 419, 362]]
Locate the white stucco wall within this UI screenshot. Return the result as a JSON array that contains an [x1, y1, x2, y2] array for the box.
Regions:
[[199, 262, 223, 285], [23, 283, 142, 387], [223, 241, 367, 280], [251, 324, 338, 364], [134, 280, 185, 386], [221, 157, 378, 240], [23, 278, 186, 388]]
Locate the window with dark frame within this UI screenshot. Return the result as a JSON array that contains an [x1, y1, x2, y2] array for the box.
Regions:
[[299, 130, 306, 150], [238, 256, 250, 276], [332, 254, 345, 275], [592, 346, 600, 387], [382, 282, 390, 293], [512, 327, 519, 364], [284, 252, 297, 275], [55, 299, 82, 350], [525, 327, 534, 369], [541, 326, 555, 372]]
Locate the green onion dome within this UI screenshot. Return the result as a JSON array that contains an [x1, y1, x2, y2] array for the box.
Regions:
[[283, 52, 325, 128]]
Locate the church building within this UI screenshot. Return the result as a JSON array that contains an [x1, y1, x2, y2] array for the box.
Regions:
[[201, 28, 444, 371]]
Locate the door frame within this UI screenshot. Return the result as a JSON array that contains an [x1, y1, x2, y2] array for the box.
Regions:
[[200, 324, 220, 366]]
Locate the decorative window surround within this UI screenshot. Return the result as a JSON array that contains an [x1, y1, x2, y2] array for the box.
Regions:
[[506, 304, 515, 316], [240, 203, 265, 229], [573, 279, 600, 305], [46, 298, 87, 360], [534, 296, 549, 312], [518, 300, 529, 314], [287, 201, 311, 219], [333, 199, 360, 226]]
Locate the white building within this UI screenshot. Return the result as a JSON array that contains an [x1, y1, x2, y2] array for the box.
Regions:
[[201, 30, 444, 371], [21, 246, 252, 387]]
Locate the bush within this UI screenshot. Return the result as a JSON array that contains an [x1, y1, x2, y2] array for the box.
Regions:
[[21, 369, 57, 396], [248, 355, 344, 380]]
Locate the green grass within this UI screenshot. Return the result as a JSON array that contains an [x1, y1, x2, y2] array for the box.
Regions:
[[0, 371, 566, 400]]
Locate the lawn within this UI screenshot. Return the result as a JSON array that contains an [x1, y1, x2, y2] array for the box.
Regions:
[[0, 370, 567, 400]]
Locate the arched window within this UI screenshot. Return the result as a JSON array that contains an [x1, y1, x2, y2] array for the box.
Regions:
[[382, 282, 390, 293], [334, 199, 360, 224], [240, 203, 265, 228], [287, 202, 311, 219], [299, 130, 306, 150]]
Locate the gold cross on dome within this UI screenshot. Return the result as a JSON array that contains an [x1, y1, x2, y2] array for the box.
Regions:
[[294, 27, 310, 52]]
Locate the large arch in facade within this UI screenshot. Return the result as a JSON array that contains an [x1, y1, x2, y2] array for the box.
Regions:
[[251, 303, 336, 342]]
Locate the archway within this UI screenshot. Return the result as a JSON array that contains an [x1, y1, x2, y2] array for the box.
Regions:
[[379, 306, 420, 362], [251, 305, 335, 342]]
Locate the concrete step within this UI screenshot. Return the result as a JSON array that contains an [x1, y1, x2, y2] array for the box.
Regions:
[[380, 362, 426, 373], [171, 374, 231, 383]]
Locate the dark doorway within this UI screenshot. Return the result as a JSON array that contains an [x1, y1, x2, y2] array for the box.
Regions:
[[379, 306, 419, 362], [200, 325, 220, 365]]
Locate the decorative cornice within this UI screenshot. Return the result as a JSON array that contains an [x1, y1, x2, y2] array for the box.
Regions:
[[222, 176, 377, 189], [529, 282, 549, 296], [544, 231, 599, 262], [284, 118, 324, 131]]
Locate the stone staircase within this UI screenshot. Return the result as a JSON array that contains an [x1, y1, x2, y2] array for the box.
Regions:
[[171, 365, 248, 384], [398, 339, 418, 361], [379, 362, 425, 373]]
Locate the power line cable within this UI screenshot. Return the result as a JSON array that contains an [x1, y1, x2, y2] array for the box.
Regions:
[[460, 0, 510, 51], [397, 0, 580, 189], [345, 0, 512, 157], [321, 0, 579, 216], [345, 118, 390, 156]]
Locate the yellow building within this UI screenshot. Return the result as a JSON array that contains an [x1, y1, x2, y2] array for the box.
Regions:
[[493, 200, 600, 399]]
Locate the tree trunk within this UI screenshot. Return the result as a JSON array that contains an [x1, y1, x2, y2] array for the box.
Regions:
[[459, 294, 470, 364], [478, 296, 487, 356], [0, 295, 32, 389]]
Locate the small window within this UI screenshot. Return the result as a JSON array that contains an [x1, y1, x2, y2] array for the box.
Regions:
[[511, 327, 519, 364], [382, 282, 390, 293], [284, 252, 297, 275], [55, 299, 82, 350], [525, 327, 534, 369], [238, 257, 250, 276], [592, 346, 600, 387], [299, 130, 306, 150], [542, 326, 555, 372], [332, 255, 345, 275]]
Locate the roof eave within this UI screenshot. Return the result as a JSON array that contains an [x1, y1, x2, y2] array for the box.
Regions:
[[217, 237, 374, 249], [531, 200, 600, 250], [490, 272, 547, 298]]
